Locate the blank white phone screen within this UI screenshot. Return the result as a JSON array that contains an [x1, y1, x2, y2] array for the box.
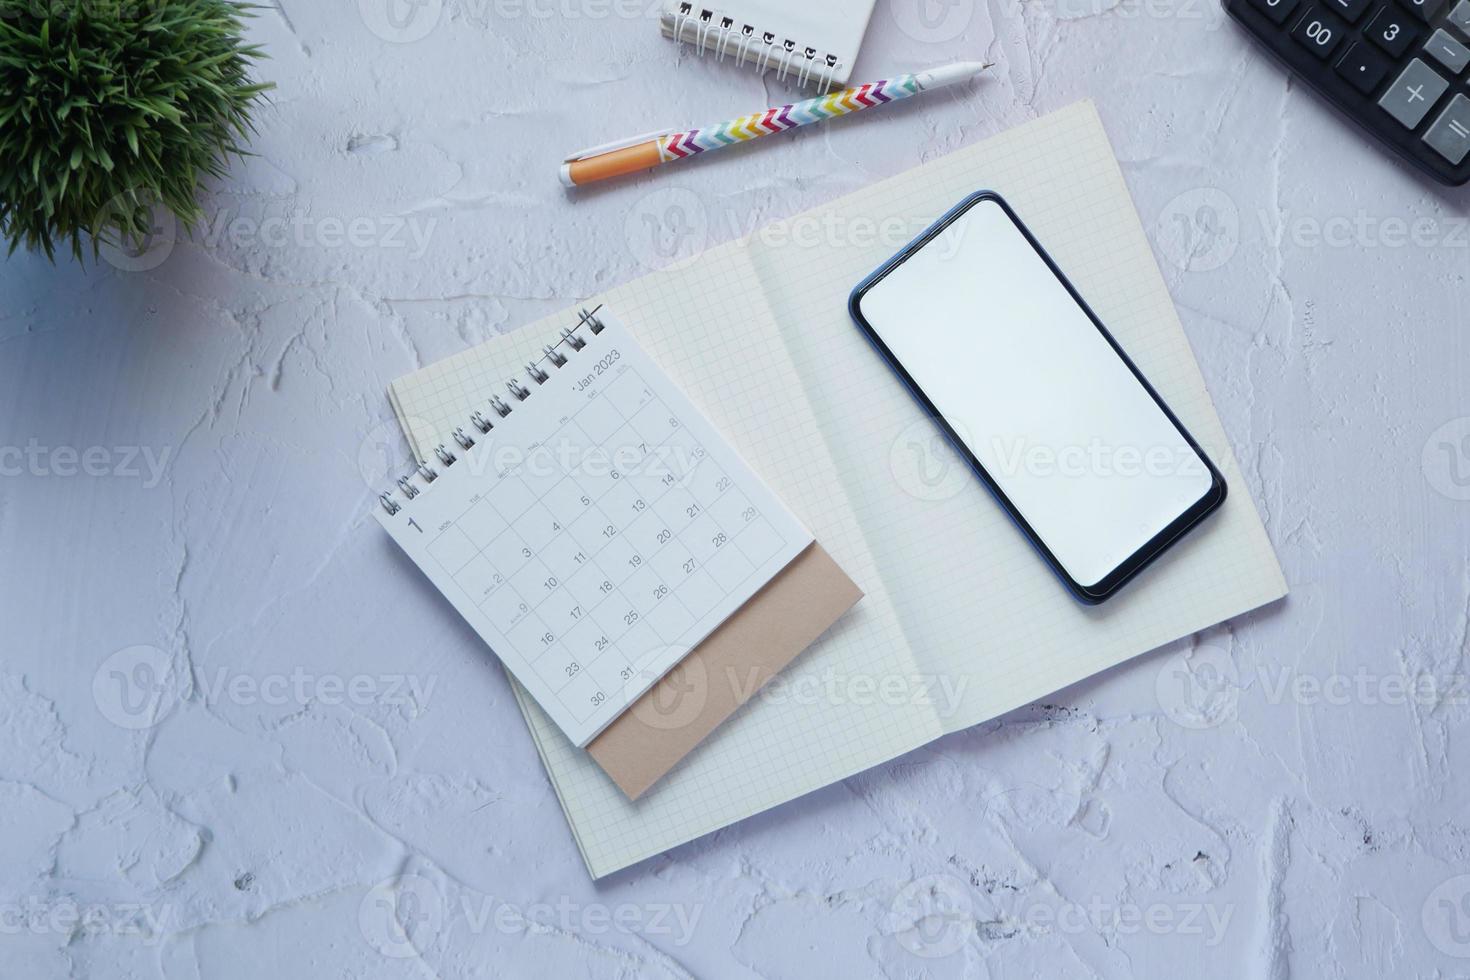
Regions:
[[856, 198, 1214, 588]]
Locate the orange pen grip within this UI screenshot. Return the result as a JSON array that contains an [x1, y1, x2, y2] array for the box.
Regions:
[[563, 141, 665, 187]]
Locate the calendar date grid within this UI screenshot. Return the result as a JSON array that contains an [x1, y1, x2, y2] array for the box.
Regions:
[[436, 368, 777, 721]]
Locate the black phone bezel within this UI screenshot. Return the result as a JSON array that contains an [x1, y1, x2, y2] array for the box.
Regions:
[[847, 190, 1228, 604]]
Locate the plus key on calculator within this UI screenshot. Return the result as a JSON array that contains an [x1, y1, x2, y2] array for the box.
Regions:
[[1228, 0, 1470, 183]]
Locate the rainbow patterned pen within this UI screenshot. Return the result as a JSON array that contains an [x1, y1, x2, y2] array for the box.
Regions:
[[559, 62, 990, 187]]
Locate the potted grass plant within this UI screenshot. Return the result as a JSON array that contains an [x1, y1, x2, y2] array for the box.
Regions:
[[0, 0, 270, 260]]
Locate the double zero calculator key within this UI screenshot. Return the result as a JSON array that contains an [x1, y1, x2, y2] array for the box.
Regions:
[[1366, 6, 1422, 57], [1292, 7, 1346, 58]]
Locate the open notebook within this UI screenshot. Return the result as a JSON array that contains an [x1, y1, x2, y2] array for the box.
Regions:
[[389, 102, 1288, 878]]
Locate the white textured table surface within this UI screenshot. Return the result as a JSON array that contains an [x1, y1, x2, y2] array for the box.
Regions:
[[3, 0, 1469, 976]]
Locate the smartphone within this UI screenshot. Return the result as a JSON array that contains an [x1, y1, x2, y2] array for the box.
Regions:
[[848, 191, 1226, 604]]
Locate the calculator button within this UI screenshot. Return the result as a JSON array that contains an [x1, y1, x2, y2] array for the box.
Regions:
[[1423, 93, 1470, 161], [1378, 58, 1451, 127], [1323, 0, 1373, 22], [1367, 7, 1423, 56], [1250, 0, 1302, 23], [1426, 27, 1470, 72], [1447, 0, 1470, 32], [1337, 42, 1394, 91], [1404, 0, 1447, 21], [1292, 7, 1347, 57]]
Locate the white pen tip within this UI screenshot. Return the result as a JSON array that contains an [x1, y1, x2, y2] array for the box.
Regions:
[[915, 61, 992, 90]]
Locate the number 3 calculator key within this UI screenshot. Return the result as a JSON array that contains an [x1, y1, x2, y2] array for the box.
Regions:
[[1365, 6, 1422, 57]]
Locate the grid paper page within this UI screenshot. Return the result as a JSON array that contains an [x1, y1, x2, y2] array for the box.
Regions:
[[388, 101, 1287, 877], [376, 313, 813, 747], [391, 244, 928, 878], [743, 100, 1288, 737]]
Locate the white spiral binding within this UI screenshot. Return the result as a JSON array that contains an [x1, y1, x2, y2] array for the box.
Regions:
[[661, 3, 843, 91], [378, 306, 605, 516]]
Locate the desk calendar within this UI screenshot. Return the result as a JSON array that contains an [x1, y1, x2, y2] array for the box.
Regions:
[[375, 308, 813, 746]]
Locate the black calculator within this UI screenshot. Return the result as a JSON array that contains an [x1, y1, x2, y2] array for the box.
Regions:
[[1226, 0, 1470, 184]]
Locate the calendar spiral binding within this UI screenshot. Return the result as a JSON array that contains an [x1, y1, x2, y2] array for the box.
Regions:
[[661, 3, 843, 91], [378, 306, 605, 516]]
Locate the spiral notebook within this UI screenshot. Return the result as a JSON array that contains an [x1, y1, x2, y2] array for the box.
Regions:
[[388, 102, 1287, 878], [374, 308, 831, 749], [660, 1, 878, 88]]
